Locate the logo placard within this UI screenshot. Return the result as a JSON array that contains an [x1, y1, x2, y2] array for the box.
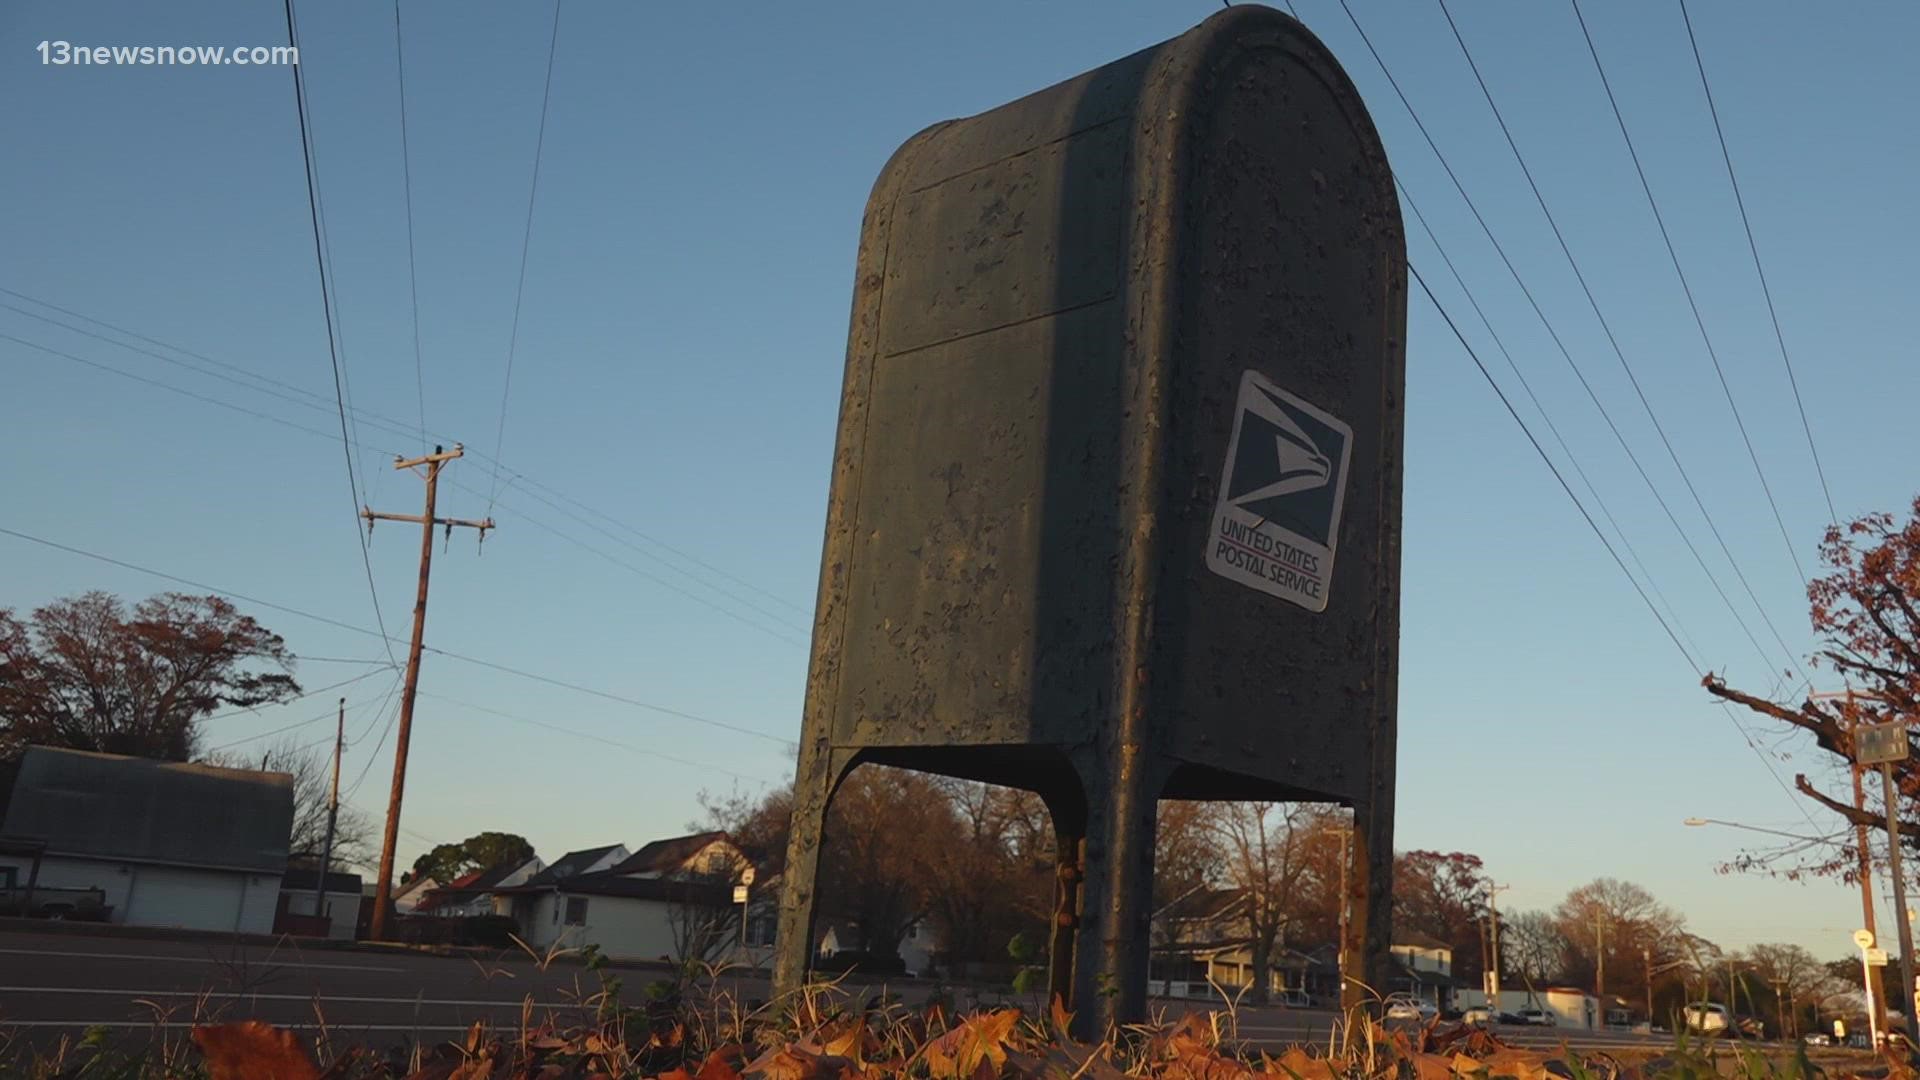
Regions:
[[1204, 370, 1353, 612]]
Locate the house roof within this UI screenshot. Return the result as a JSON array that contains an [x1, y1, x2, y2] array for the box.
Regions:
[[1159, 888, 1247, 924], [282, 867, 363, 894], [540, 869, 730, 905], [1, 746, 293, 874], [465, 857, 536, 890], [526, 844, 625, 886], [611, 831, 728, 876], [1389, 959, 1464, 988], [1393, 931, 1454, 953]]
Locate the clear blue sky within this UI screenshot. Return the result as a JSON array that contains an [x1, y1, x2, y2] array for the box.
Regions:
[[3, 0, 1914, 959]]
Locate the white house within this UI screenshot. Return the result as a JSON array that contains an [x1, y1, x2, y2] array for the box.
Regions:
[[277, 866, 363, 939], [1390, 932, 1460, 1009], [817, 919, 938, 977], [0, 746, 293, 934], [501, 835, 766, 963], [1454, 986, 1605, 1029], [418, 855, 546, 917]]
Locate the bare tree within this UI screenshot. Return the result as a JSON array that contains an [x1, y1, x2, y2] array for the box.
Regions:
[[1, 591, 300, 761], [1553, 878, 1686, 998], [1201, 801, 1342, 1005], [1705, 497, 1920, 878], [666, 877, 739, 971], [204, 736, 373, 869], [1505, 910, 1569, 993]]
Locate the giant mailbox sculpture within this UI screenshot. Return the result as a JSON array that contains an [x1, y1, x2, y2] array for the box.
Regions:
[[775, 4, 1405, 1033]]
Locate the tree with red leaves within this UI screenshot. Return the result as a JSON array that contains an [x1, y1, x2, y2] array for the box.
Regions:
[[0, 590, 300, 762], [1705, 495, 1920, 873]]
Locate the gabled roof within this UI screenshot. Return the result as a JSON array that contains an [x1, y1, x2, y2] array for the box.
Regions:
[[541, 869, 730, 905], [466, 857, 538, 890], [612, 831, 730, 876], [1393, 931, 1454, 953], [525, 844, 625, 886], [429, 857, 537, 897], [1, 746, 293, 874], [1158, 888, 1248, 924]]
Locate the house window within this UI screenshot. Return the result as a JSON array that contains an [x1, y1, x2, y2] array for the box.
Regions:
[[747, 916, 777, 947], [0, 867, 16, 890], [564, 897, 588, 926]]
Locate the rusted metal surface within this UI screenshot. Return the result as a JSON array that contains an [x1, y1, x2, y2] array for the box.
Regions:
[[775, 4, 1405, 1036]]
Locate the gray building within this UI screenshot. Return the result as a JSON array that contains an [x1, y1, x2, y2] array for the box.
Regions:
[[0, 746, 294, 933]]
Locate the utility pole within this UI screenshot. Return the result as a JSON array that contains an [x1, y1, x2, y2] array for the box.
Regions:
[[1487, 883, 1510, 1009], [1773, 977, 1788, 1039], [313, 696, 345, 920], [1879, 757, 1916, 1037], [1643, 946, 1654, 1027], [364, 444, 493, 941], [1854, 730, 1890, 1038], [1336, 819, 1352, 1000], [1593, 917, 1607, 1001]]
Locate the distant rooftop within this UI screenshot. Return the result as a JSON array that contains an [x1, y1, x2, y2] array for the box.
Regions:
[[1, 745, 294, 874]]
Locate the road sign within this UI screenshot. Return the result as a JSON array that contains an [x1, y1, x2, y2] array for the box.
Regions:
[[1857, 721, 1910, 765], [1867, 947, 1889, 966], [740, 866, 756, 887], [732, 885, 749, 905], [1858, 929, 1879, 949]]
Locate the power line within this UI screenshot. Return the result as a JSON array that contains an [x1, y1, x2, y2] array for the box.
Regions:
[[1411, 263, 1821, 833], [204, 679, 399, 753], [3, 332, 368, 448], [1569, 0, 1808, 587], [0, 289, 428, 449], [1330, 0, 1789, 682], [1398, 180, 1706, 670], [202, 666, 395, 723], [449, 476, 812, 645], [282, 0, 399, 671], [1433, 0, 1804, 678], [1412, 263, 1696, 675], [1, 288, 815, 618], [487, 464, 813, 618], [1678, 0, 1839, 528], [487, 0, 564, 517], [0, 522, 794, 749], [10, 326, 819, 645], [416, 691, 777, 785], [392, 0, 427, 452]]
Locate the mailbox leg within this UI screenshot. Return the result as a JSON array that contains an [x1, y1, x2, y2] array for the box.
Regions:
[[1041, 782, 1089, 1013], [1340, 794, 1396, 1014], [773, 747, 858, 1008], [1069, 752, 1159, 1039]]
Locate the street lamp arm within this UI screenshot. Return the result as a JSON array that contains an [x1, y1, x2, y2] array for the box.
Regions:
[[1684, 817, 1840, 845]]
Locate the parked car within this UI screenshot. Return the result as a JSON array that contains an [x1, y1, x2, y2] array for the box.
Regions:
[[1802, 1034, 1831, 1047], [1461, 1005, 1495, 1027], [1517, 1008, 1557, 1027], [1384, 995, 1438, 1023]]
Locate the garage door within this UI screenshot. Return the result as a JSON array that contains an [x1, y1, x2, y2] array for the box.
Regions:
[[126, 866, 242, 931]]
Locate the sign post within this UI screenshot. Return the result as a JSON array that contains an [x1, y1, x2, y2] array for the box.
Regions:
[[1858, 721, 1914, 1041], [1855, 929, 1881, 1047]]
